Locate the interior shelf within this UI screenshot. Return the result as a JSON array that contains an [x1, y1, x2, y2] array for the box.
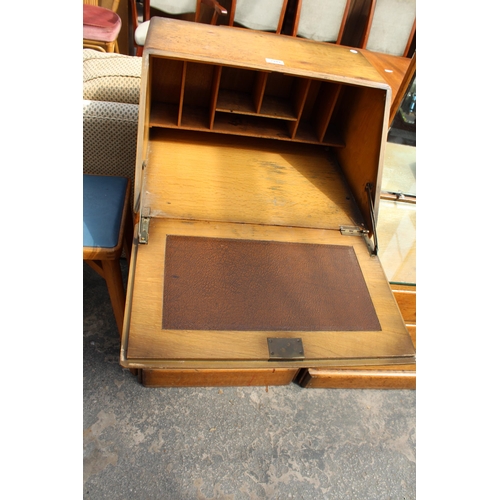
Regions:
[[147, 56, 353, 147], [149, 102, 179, 127], [216, 89, 256, 115], [213, 113, 295, 141], [216, 90, 297, 121], [259, 95, 296, 120]]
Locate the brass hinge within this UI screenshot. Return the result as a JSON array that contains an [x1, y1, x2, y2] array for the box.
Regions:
[[138, 216, 150, 244], [340, 225, 368, 237], [365, 183, 378, 256], [340, 222, 376, 256]]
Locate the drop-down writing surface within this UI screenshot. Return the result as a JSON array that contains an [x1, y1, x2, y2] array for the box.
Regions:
[[124, 218, 415, 366]]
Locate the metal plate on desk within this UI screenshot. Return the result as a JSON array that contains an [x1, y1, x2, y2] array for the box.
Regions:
[[268, 338, 305, 360]]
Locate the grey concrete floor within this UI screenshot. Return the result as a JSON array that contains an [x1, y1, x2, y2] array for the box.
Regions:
[[83, 260, 416, 499]]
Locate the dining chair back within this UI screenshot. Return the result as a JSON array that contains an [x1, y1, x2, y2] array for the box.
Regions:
[[227, 0, 289, 33], [291, 0, 352, 44], [362, 0, 416, 57]]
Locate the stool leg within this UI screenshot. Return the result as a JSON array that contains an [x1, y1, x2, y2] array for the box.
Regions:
[[105, 40, 115, 53], [123, 204, 134, 264], [101, 259, 125, 338]]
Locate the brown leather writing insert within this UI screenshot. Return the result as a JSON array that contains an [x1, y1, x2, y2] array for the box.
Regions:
[[162, 236, 381, 332]]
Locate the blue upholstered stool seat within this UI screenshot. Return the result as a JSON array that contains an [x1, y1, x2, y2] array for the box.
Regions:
[[83, 174, 129, 249], [83, 174, 132, 337]]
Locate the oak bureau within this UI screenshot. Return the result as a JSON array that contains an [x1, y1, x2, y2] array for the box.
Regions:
[[120, 17, 416, 387]]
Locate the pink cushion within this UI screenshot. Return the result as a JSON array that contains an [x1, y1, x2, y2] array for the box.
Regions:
[[83, 5, 121, 42]]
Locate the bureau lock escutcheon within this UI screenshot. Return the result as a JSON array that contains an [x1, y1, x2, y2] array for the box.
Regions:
[[267, 338, 305, 360]]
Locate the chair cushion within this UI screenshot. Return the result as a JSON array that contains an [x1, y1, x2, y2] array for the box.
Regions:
[[83, 49, 142, 104], [83, 175, 128, 249], [83, 4, 122, 43], [83, 100, 139, 184]]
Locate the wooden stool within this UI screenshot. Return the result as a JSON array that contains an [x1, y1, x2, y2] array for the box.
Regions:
[[83, 174, 132, 337]]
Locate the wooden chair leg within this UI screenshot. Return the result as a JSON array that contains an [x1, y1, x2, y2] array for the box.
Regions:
[[101, 259, 126, 338], [105, 40, 118, 53], [85, 259, 104, 279]]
